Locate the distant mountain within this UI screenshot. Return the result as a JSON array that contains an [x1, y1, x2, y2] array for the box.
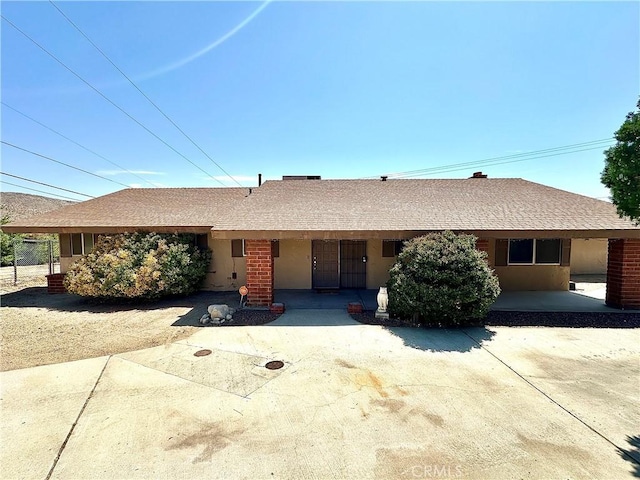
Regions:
[[1, 192, 75, 222]]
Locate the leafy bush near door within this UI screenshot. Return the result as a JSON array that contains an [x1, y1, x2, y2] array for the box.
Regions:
[[64, 232, 211, 300], [387, 231, 500, 327]]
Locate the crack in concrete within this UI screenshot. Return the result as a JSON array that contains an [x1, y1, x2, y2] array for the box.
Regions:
[[461, 330, 640, 466], [45, 356, 111, 480]]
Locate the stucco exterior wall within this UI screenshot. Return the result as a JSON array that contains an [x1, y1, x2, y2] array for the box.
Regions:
[[274, 240, 312, 289], [367, 240, 396, 289], [58, 234, 571, 293], [493, 265, 570, 290], [202, 238, 246, 291], [570, 238, 608, 275], [60, 256, 76, 273]]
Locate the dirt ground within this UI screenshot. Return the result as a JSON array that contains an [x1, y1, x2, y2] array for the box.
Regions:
[[0, 284, 242, 372]]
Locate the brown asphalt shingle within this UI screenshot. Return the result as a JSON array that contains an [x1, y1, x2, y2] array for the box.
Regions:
[[2, 187, 248, 232], [212, 178, 638, 232], [3, 179, 638, 234]]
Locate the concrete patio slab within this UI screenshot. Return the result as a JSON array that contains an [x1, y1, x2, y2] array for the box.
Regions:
[[275, 289, 378, 310], [0, 356, 109, 480], [491, 290, 626, 312], [3, 311, 637, 479]]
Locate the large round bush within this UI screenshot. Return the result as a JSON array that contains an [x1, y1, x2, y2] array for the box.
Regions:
[[387, 231, 500, 327], [64, 232, 211, 300]]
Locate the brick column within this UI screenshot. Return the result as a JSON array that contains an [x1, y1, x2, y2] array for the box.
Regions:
[[606, 239, 640, 309], [245, 239, 274, 307], [46, 273, 67, 294]]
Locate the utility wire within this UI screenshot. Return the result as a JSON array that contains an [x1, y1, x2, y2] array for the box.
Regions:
[[1, 14, 226, 187], [395, 144, 612, 179], [1, 102, 159, 188], [1, 180, 80, 202], [2, 141, 131, 188], [0, 172, 95, 198], [377, 138, 614, 179], [49, 0, 243, 188]]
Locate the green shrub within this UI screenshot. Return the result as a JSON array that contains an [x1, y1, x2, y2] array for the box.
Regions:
[[64, 232, 211, 300], [387, 231, 500, 327]]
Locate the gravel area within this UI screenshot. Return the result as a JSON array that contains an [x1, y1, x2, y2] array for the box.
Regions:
[[352, 309, 640, 329], [224, 309, 281, 326], [0, 286, 280, 372]]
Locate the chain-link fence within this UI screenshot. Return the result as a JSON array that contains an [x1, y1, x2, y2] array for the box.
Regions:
[[0, 239, 60, 288]]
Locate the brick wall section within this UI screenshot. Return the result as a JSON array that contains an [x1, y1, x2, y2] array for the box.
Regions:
[[46, 273, 67, 294], [606, 239, 640, 309], [475, 238, 489, 253], [245, 239, 274, 307]]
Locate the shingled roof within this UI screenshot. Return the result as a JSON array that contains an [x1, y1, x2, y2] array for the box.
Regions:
[[3, 178, 639, 238], [1, 187, 248, 233], [210, 178, 639, 238]]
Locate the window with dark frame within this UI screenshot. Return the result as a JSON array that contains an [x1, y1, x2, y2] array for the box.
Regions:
[[382, 240, 403, 257], [508, 238, 561, 265]]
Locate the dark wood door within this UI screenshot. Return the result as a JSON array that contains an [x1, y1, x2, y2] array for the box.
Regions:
[[340, 240, 367, 288], [312, 240, 339, 289]]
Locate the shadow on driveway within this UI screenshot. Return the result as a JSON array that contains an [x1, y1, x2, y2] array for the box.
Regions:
[[0, 287, 236, 317], [618, 434, 640, 478], [383, 326, 494, 353]]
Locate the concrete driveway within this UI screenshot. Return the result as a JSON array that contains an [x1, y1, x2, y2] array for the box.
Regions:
[[2, 309, 639, 479]]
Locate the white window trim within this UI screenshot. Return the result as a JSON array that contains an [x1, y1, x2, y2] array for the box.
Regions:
[[507, 239, 561, 266], [70, 233, 95, 256]]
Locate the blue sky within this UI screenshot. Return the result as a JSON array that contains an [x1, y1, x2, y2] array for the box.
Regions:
[[1, 1, 638, 201]]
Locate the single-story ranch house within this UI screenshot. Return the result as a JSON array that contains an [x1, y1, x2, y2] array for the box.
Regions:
[[3, 175, 639, 309]]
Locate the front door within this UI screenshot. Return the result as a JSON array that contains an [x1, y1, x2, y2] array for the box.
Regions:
[[312, 240, 339, 289], [340, 240, 367, 288]]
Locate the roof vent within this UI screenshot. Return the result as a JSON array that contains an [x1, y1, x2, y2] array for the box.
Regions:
[[470, 171, 488, 179], [282, 175, 321, 180], [381, 176, 388, 182]]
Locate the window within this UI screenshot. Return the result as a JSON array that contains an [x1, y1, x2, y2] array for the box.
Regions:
[[195, 234, 209, 249], [382, 240, 403, 257], [71, 233, 83, 256], [508, 239, 534, 264], [508, 239, 561, 265], [535, 239, 562, 264], [70, 233, 95, 256], [231, 239, 245, 257]]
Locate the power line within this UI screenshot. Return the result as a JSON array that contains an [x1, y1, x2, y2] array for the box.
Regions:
[[1, 102, 159, 188], [396, 144, 612, 179], [0, 172, 95, 198], [1, 180, 80, 202], [377, 138, 614, 179], [2, 141, 131, 188], [1, 14, 226, 187], [49, 0, 243, 188]]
